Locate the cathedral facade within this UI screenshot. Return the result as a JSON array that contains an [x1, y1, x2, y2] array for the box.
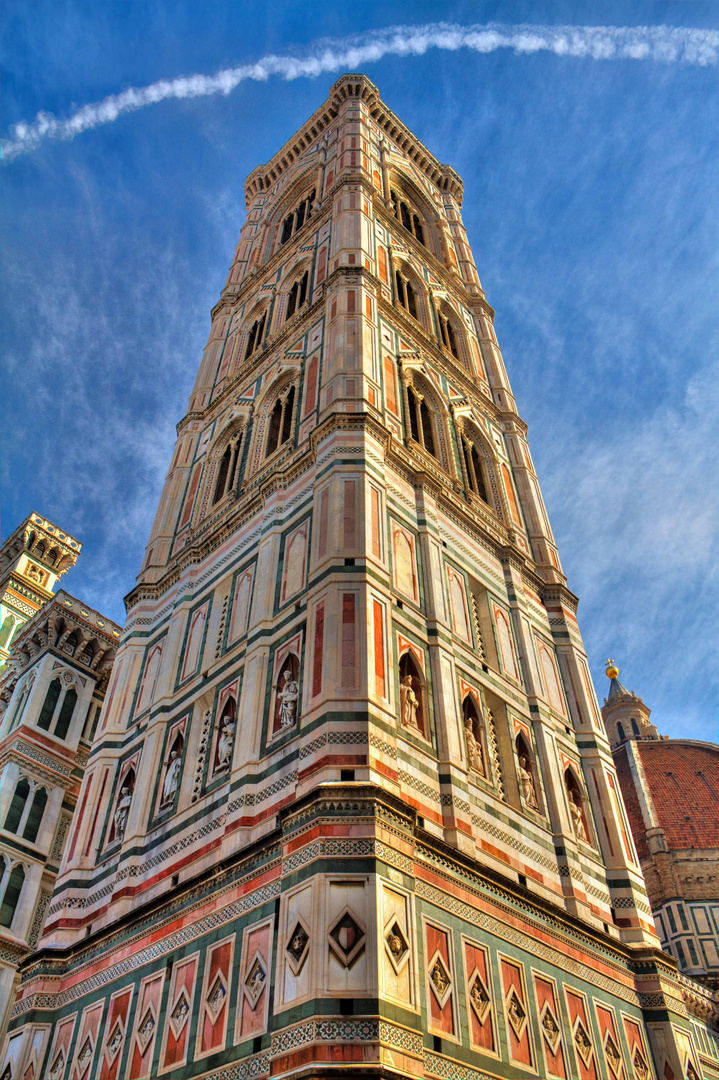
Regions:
[[2, 75, 717, 1080]]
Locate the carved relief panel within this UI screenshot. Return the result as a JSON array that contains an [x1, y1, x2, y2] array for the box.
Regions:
[[462, 936, 498, 1056], [235, 916, 273, 1042], [380, 881, 415, 1007]]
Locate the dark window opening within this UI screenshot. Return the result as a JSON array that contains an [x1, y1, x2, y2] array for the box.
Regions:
[[286, 271, 309, 321], [0, 865, 25, 928], [280, 189, 316, 246], [461, 437, 488, 502], [395, 268, 418, 321], [419, 399, 435, 457], [390, 189, 427, 248], [266, 386, 296, 458], [37, 678, 61, 731], [244, 312, 267, 361], [4, 778, 29, 834], [23, 788, 47, 844], [214, 446, 232, 504], [54, 686, 77, 740]]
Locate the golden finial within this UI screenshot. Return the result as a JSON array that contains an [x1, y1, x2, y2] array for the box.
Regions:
[[605, 658, 619, 680]]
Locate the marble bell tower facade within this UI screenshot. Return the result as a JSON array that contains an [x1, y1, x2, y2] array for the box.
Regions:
[[4, 75, 714, 1080]]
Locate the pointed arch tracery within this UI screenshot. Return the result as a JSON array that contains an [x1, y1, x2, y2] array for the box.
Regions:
[[400, 367, 452, 474], [388, 171, 442, 260], [246, 370, 300, 476], [454, 416, 504, 518]]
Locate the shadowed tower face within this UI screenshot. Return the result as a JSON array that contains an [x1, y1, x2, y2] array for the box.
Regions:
[[4, 74, 710, 1080]]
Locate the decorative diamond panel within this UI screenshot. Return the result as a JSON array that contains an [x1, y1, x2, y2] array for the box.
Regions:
[[632, 1045, 649, 1080], [468, 969, 491, 1025], [244, 952, 268, 1009], [286, 920, 310, 976], [573, 1018, 594, 1068], [48, 1051, 65, 1080], [207, 975, 228, 1022], [428, 950, 453, 1009], [137, 1008, 156, 1055], [76, 1037, 93, 1078], [328, 908, 366, 968], [105, 1021, 123, 1065], [604, 1031, 623, 1079], [540, 1002, 562, 1055], [169, 990, 191, 1039], [505, 986, 527, 1041], [384, 918, 410, 974]]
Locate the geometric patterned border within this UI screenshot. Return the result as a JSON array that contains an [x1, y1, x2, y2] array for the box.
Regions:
[[425, 1050, 497, 1080], [271, 1019, 378, 1055], [201, 1053, 271, 1080]]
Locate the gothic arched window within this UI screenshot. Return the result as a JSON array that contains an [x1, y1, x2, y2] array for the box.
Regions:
[[286, 270, 309, 320], [212, 428, 244, 505], [390, 189, 426, 247], [265, 386, 296, 457], [438, 310, 459, 359], [406, 386, 437, 458], [54, 686, 77, 740], [37, 678, 61, 731], [0, 863, 25, 928], [4, 777, 30, 834], [23, 788, 47, 844], [280, 189, 316, 245], [0, 614, 16, 650], [395, 268, 418, 321], [244, 311, 267, 361], [459, 430, 489, 503]]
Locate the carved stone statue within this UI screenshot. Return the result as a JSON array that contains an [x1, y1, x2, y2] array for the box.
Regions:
[[161, 750, 181, 805], [518, 755, 539, 810], [464, 717, 485, 775], [114, 785, 132, 842], [400, 674, 419, 729], [569, 789, 589, 842], [216, 714, 235, 769], [278, 670, 299, 728]]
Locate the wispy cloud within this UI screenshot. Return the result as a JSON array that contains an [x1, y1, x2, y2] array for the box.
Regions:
[[2, 21, 716, 164]]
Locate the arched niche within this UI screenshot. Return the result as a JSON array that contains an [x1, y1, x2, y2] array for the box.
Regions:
[[515, 732, 540, 813], [462, 694, 487, 777], [564, 767, 591, 844], [273, 654, 300, 735], [399, 651, 427, 738]]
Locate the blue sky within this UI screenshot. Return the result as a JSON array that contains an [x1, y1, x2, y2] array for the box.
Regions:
[[1, 2, 717, 742]]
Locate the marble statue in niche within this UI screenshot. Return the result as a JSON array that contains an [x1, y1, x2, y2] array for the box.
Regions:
[[517, 755, 539, 811], [112, 768, 135, 842], [398, 651, 425, 735], [400, 675, 419, 730], [161, 734, 183, 807], [569, 789, 589, 842], [278, 669, 299, 728], [462, 695, 486, 776], [214, 697, 236, 773]]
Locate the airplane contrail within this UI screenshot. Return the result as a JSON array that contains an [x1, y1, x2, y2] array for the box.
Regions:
[[2, 22, 716, 164]]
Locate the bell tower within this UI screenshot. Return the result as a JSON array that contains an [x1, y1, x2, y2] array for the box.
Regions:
[[4, 75, 713, 1080]]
